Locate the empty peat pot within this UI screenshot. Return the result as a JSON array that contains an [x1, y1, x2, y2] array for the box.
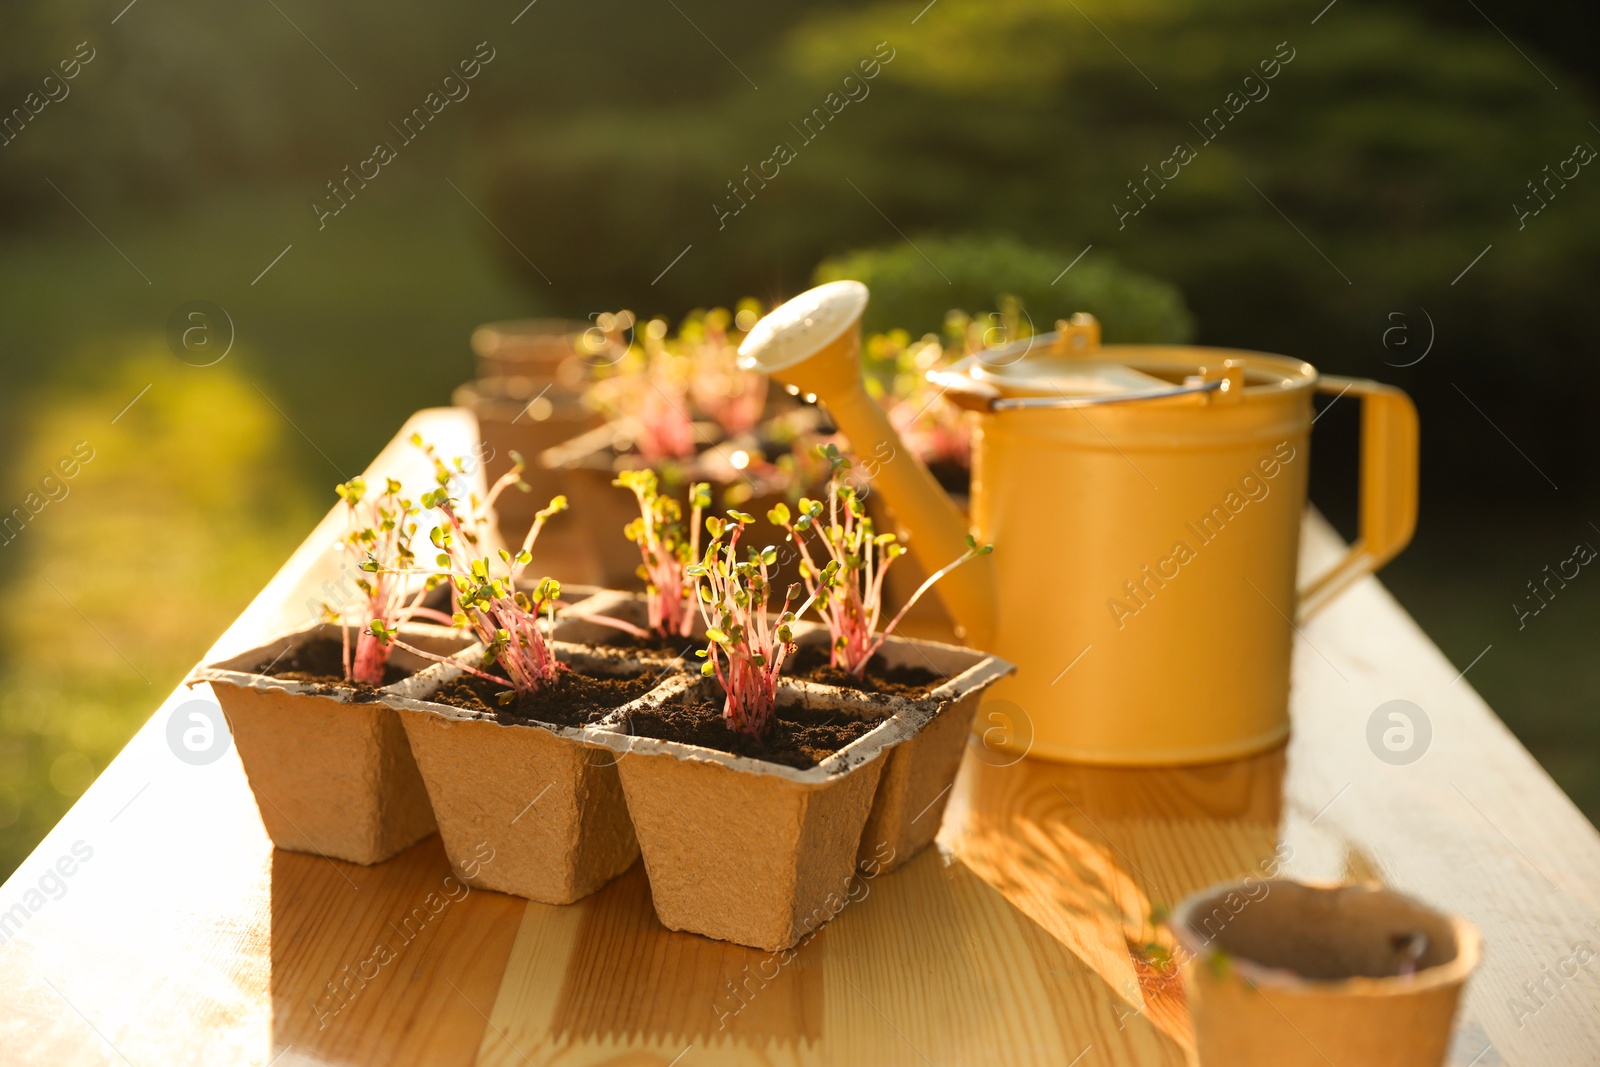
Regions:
[[452, 375, 599, 520], [191, 621, 470, 865], [1171, 879, 1482, 1067], [470, 317, 589, 380]]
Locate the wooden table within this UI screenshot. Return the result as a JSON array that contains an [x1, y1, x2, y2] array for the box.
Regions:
[[3, 407, 1597, 1066]]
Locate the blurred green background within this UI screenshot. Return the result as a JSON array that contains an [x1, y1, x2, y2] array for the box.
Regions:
[[1, 0, 1597, 876]]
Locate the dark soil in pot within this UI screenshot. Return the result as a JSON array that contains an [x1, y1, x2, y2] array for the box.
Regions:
[[588, 629, 699, 658], [787, 645, 943, 699], [926, 458, 971, 496], [253, 635, 410, 692], [623, 683, 878, 770], [429, 662, 658, 727]]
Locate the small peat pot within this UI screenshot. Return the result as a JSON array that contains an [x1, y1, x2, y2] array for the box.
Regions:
[[452, 376, 600, 521], [786, 628, 1014, 873], [384, 642, 671, 905], [470, 318, 589, 381], [1170, 879, 1482, 1067], [191, 622, 472, 865], [540, 411, 825, 589], [599, 671, 967, 953]]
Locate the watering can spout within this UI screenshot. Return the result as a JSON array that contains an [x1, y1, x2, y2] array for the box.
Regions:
[[738, 281, 998, 647]]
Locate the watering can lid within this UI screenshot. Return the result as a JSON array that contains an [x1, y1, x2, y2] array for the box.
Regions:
[[933, 313, 1312, 412]]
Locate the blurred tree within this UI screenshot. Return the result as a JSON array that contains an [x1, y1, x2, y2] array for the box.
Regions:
[[478, 0, 1600, 500], [0, 0, 835, 221]]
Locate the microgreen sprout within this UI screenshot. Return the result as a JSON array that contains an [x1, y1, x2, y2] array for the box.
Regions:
[[592, 471, 710, 640], [413, 433, 529, 558], [365, 438, 572, 704], [684, 303, 767, 435], [588, 313, 697, 463], [586, 304, 768, 461], [770, 444, 993, 678], [688, 511, 823, 738], [325, 474, 454, 686]]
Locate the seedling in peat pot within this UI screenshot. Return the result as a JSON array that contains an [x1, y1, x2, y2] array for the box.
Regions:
[[574, 471, 712, 642], [325, 473, 457, 686], [368, 449, 573, 704], [688, 511, 825, 738], [771, 444, 992, 678]]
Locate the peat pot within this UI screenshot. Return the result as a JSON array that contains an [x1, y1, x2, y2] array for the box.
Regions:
[[1171, 879, 1482, 1067], [556, 593, 1012, 874], [191, 622, 470, 865], [383, 642, 659, 905], [471, 318, 590, 381], [789, 627, 1015, 873], [592, 630, 1013, 951]]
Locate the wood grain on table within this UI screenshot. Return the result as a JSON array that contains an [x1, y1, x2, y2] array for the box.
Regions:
[[2, 407, 1597, 1066]]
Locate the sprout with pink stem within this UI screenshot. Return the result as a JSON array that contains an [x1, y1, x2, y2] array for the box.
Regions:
[[684, 304, 767, 435], [367, 442, 572, 704], [688, 512, 825, 738], [326, 474, 456, 686], [608, 470, 710, 639], [588, 313, 698, 464], [770, 444, 992, 679], [372, 491, 569, 704]]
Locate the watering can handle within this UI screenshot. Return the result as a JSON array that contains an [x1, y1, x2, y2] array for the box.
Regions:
[[1296, 375, 1419, 622]]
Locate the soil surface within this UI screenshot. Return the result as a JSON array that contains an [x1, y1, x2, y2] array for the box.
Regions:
[[429, 662, 659, 727], [624, 684, 879, 770], [927, 459, 971, 496], [787, 644, 943, 698], [255, 635, 408, 695], [592, 628, 699, 657]]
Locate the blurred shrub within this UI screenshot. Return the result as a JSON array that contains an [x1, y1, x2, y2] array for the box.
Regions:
[[0, 349, 313, 872], [814, 234, 1193, 342]]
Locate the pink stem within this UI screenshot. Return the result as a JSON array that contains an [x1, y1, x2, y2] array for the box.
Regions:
[[564, 611, 652, 639]]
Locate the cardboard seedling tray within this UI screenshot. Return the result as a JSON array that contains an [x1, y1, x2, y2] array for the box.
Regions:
[[381, 641, 669, 905], [190, 622, 470, 866], [576, 621, 1013, 950]]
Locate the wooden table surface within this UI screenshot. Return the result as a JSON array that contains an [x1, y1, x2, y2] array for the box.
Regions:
[[2, 406, 1597, 1067]]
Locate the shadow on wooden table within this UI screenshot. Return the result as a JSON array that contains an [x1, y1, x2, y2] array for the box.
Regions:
[[262, 741, 1286, 1065], [943, 742, 1288, 1060]]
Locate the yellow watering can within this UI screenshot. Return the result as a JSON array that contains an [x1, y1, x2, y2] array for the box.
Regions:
[[739, 281, 1419, 765]]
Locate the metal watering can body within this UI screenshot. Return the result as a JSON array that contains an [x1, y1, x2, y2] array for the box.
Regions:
[[740, 282, 1418, 766]]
